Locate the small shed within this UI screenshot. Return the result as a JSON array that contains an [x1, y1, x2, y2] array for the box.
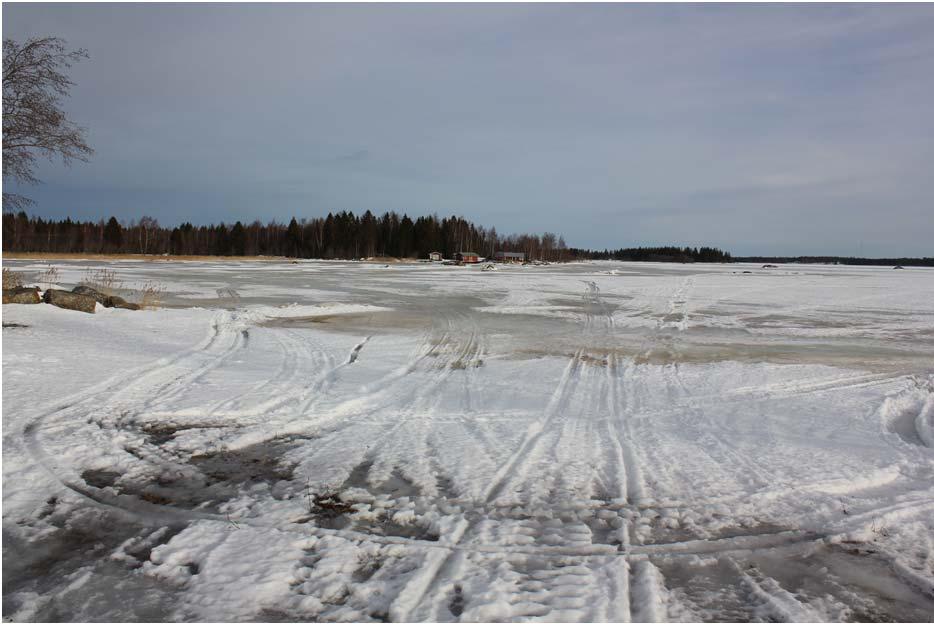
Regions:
[[494, 251, 526, 263], [455, 251, 481, 264], [429, 251, 443, 262]]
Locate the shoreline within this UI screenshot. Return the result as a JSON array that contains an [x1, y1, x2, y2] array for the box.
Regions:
[[2, 252, 289, 262], [1, 252, 421, 263]]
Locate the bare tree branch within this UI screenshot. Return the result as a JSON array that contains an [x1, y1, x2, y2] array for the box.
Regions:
[[2, 192, 34, 210], [3, 36, 93, 210]]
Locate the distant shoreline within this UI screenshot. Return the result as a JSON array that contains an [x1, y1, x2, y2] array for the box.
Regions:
[[2, 252, 289, 262], [735, 256, 934, 268], [0, 252, 423, 263]]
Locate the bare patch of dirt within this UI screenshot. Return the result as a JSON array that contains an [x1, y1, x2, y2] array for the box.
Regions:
[[84, 439, 299, 511], [293, 462, 439, 540], [190, 442, 295, 485], [81, 469, 122, 489], [138, 422, 234, 446]]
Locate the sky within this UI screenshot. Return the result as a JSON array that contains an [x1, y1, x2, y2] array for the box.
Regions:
[[4, 3, 934, 256]]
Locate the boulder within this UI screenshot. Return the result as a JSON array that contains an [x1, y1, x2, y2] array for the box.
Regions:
[[43, 289, 96, 313], [105, 295, 141, 310], [71, 285, 109, 304], [71, 286, 140, 310], [3, 287, 41, 305]]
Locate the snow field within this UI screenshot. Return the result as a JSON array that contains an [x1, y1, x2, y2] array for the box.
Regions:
[[3, 259, 934, 621]]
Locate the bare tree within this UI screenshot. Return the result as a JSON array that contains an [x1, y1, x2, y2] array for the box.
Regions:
[[139, 215, 159, 254], [3, 36, 93, 209]]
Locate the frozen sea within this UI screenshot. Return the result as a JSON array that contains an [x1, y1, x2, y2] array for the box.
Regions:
[[3, 258, 934, 621]]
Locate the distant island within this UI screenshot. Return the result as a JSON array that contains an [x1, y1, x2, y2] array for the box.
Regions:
[[735, 256, 934, 268], [3, 210, 733, 263]]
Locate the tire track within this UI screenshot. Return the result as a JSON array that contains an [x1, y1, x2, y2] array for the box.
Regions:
[[288, 302, 485, 497], [20, 309, 228, 437], [392, 361, 586, 618], [190, 327, 303, 419], [22, 310, 251, 507], [482, 352, 584, 505], [394, 282, 621, 621]]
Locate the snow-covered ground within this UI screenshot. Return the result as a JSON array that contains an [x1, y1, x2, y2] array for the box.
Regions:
[[3, 259, 934, 621]]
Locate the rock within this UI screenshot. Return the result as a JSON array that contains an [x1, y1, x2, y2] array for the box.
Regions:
[[71, 286, 140, 309], [43, 289, 96, 313], [105, 295, 141, 310], [3, 287, 41, 304], [71, 285, 109, 304]]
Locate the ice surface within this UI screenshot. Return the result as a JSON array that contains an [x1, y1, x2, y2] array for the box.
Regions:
[[3, 259, 934, 621]]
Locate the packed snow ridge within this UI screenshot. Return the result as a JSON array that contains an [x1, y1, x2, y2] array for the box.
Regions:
[[3, 259, 934, 621]]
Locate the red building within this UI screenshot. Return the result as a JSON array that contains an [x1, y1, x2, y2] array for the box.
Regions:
[[454, 251, 480, 264]]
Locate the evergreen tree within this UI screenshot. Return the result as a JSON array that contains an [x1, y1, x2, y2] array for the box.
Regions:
[[103, 217, 122, 251], [230, 221, 246, 256], [286, 217, 302, 257]]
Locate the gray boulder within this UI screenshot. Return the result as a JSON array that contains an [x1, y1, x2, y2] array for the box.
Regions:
[[3, 287, 41, 305], [43, 289, 96, 313], [71, 285, 109, 304], [71, 286, 140, 310]]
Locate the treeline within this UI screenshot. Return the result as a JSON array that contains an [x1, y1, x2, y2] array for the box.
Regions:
[[2, 211, 740, 263], [572, 246, 732, 263], [2, 210, 574, 261], [735, 256, 934, 268]]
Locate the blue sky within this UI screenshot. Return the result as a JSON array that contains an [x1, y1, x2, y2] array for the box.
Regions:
[[4, 3, 934, 256]]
